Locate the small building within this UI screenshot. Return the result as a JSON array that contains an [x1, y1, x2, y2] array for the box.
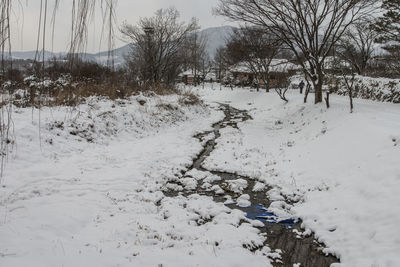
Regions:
[[229, 59, 300, 88], [204, 72, 217, 83], [178, 70, 202, 85]]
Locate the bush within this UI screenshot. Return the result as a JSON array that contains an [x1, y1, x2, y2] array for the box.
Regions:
[[333, 75, 400, 103]]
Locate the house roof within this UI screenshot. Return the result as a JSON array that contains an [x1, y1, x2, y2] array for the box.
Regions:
[[230, 59, 301, 74], [179, 70, 203, 77]]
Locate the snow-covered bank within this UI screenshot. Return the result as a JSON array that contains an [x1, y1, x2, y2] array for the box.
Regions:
[[197, 85, 400, 267], [2, 85, 399, 266], [0, 94, 270, 267], [335, 75, 400, 103]]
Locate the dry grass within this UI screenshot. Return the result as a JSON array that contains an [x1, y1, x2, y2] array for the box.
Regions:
[[4, 81, 199, 108], [178, 91, 203, 106], [155, 103, 178, 111], [140, 84, 179, 96]]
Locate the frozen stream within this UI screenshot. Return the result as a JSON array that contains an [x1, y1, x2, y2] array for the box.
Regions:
[[164, 104, 339, 266]]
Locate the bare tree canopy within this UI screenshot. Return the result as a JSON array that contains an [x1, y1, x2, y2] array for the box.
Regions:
[[336, 21, 377, 75], [216, 0, 375, 103], [213, 46, 229, 82], [225, 26, 283, 92], [121, 7, 198, 86], [182, 31, 209, 85]]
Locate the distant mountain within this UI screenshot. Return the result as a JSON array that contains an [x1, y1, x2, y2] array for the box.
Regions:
[[9, 50, 64, 61], [8, 45, 131, 67], [198, 26, 235, 57], [8, 26, 234, 66], [89, 45, 131, 66], [75, 45, 131, 67]]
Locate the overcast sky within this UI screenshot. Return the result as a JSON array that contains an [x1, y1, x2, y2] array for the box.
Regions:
[[10, 0, 230, 53]]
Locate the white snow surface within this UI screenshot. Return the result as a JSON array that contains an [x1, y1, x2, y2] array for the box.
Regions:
[[0, 94, 271, 267], [196, 84, 400, 267], [2, 83, 400, 267]]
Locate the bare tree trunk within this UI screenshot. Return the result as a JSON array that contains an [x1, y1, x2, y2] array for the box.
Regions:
[[30, 87, 36, 106], [349, 89, 354, 113], [265, 74, 270, 93], [275, 88, 289, 102], [256, 77, 260, 92], [304, 83, 311, 103], [348, 81, 354, 113], [314, 67, 324, 104], [314, 82, 323, 104], [325, 92, 330, 108], [342, 72, 356, 113], [354, 64, 362, 76]]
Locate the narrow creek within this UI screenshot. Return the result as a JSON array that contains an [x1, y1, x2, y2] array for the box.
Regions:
[[164, 104, 339, 266]]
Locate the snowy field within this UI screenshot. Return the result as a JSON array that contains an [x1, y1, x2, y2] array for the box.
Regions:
[[0, 94, 270, 267], [195, 84, 400, 267], [0, 85, 399, 267]]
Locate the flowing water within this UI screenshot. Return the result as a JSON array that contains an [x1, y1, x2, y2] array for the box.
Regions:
[[164, 104, 339, 266]]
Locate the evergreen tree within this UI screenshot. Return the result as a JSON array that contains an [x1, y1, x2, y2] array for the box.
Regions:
[[373, 0, 400, 50], [372, 0, 400, 75]]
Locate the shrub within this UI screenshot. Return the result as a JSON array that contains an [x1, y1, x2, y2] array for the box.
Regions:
[[178, 91, 202, 106]]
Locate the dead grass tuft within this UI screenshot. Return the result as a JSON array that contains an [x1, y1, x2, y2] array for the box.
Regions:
[[156, 103, 178, 111], [3, 79, 204, 108], [178, 91, 202, 106]]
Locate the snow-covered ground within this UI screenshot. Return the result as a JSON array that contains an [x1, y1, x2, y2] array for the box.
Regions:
[[195, 84, 400, 267], [0, 94, 270, 267], [1, 84, 400, 267]]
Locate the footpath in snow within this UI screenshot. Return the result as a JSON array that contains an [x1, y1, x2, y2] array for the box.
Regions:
[[196, 84, 400, 267]]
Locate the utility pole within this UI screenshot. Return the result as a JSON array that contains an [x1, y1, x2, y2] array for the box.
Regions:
[[143, 26, 154, 84]]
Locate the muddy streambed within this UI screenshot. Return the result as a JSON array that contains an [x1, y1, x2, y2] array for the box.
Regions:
[[164, 104, 339, 266]]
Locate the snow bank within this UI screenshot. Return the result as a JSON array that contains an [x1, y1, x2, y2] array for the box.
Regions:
[[0, 93, 274, 267], [198, 85, 400, 266]]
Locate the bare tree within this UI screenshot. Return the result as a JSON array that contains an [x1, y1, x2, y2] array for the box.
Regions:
[[336, 21, 377, 75], [200, 55, 213, 87], [0, 0, 117, 176], [303, 79, 312, 103], [216, 0, 375, 103], [184, 31, 208, 86], [225, 27, 282, 92], [121, 8, 198, 86], [341, 70, 356, 113], [274, 73, 291, 102], [331, 59, 356, 112], [213, 46, 229, 83]]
